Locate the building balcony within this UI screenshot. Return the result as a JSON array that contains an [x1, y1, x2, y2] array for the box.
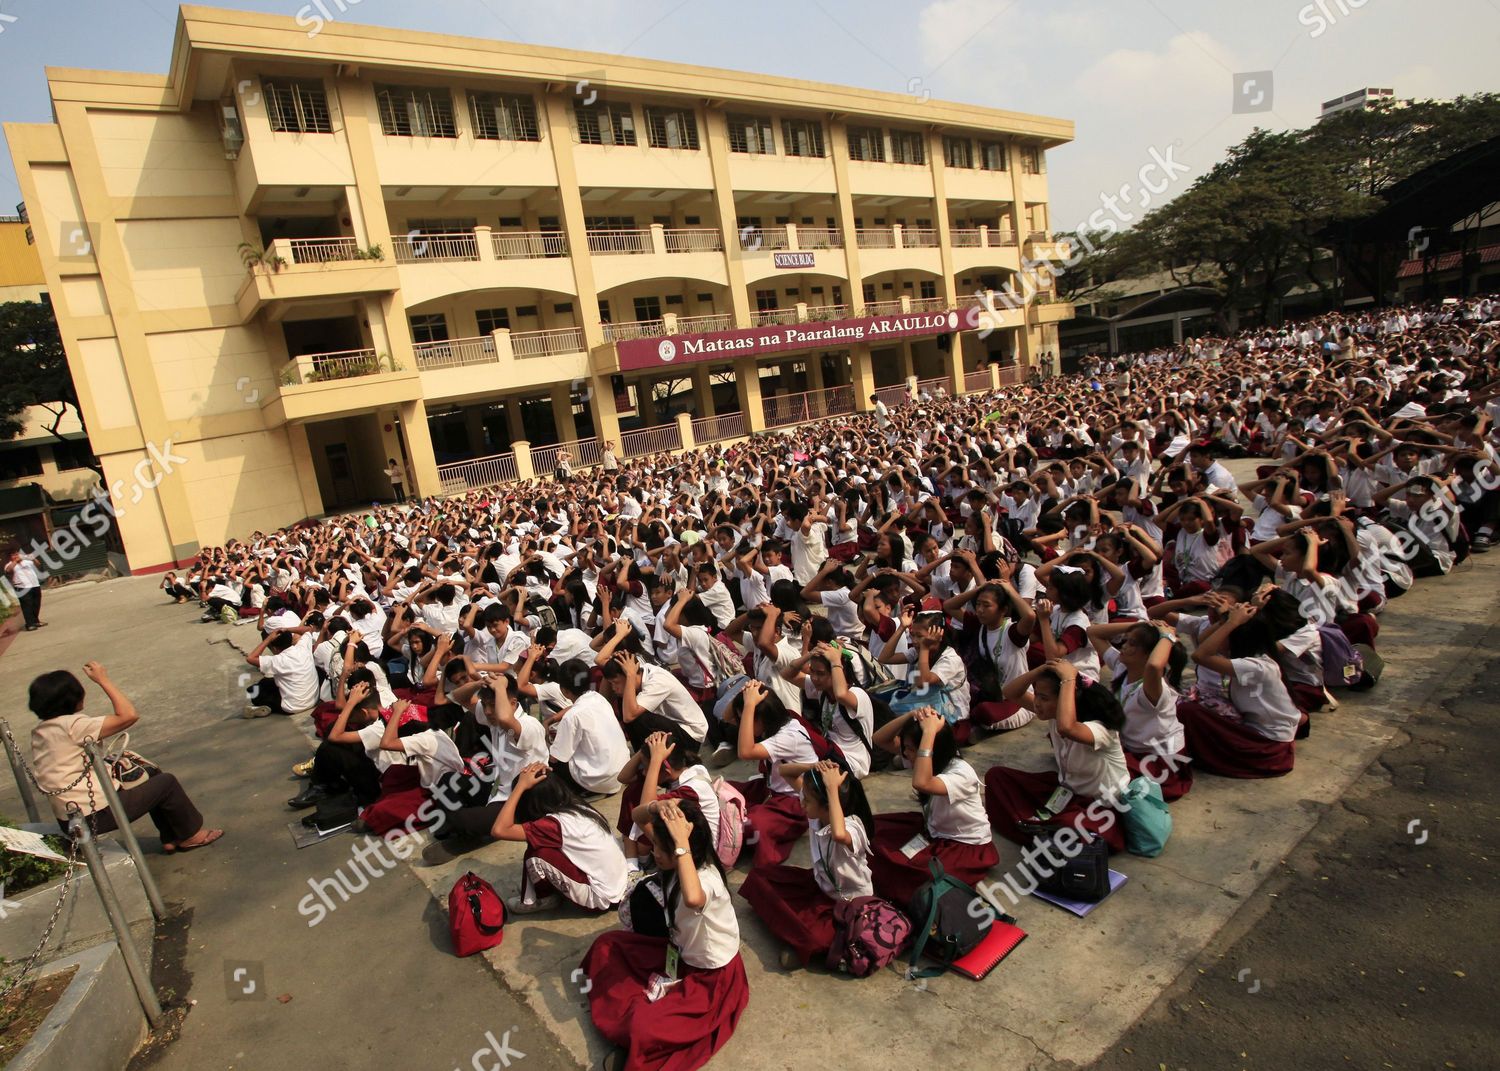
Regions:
[[414, 326, 590, 401], [263, 347, 421, 424], [856, 224, 943, 277], [235, 238, 399, 321], [1025, 233, 1071, 261], [394, 225, 577, 306], [588, 224, 729, 290], [737, 224, 846, 284], [1031, 296, 1076, 323], [948, 226, 1022, 274]]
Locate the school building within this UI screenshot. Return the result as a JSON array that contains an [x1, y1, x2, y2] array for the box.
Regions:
[[3, 5, 1074, 572]]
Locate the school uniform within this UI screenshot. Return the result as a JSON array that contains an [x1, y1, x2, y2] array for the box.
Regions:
[[1178, 654, 1301, 778], [966, 619, 1034, 732], [1103, 648, 1192, 801], [984, 717, 1130, 853], [615, 764, 721, 846], [871, 758, 999, 904], [361, 725, 464, 836], [580, 864, 750, 1071], [811, 688, 876, 778], [521, 811, 629, 910], [549, 691, 631, 795], [739, 815, 874, 966], [730, 720, 818, 867]]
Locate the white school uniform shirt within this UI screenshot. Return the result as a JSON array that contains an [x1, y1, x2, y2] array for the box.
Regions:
[[1051, 607, 1102, 681], [550, 628, 596, 666], [635, 664, 710, 742], [548, 812, 630, 906], [8, 557, 40, 592], [697, 583, 736, 630], [356, 720, 404, 774], [818, 588, 863, 640], [256, 634, 320, 713], [676, 625, 718, 691], [1103, 648, 1183, 756], [791, 521, 829, 585], [1227, 655, 1301, 742], [809, 815, 874, 900], [761, 719, 821, 795], [904, 646, 971, 722], [818, 687, 875, 779], [755, 635, 804, 712], [398, 728, 466, 790], [977, 621, 1030, 692], [486, 715, 550, 802], [1048, 719, 1129, 801], [922, 758, 992, 845], [669, 864, 741, 970]]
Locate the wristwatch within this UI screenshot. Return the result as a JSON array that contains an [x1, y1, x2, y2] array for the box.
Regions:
[[673, 846, 689, 857], [917, 747, 934, 758]]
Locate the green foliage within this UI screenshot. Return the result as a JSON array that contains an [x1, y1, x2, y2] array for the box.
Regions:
[[0, 301, 81, 450], [0, 817, 69, 895]]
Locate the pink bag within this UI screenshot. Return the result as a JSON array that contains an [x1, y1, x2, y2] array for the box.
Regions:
[[825, 895, 913, 977]]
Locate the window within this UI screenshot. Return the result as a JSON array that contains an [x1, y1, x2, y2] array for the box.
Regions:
[[645, 106, 700, 150], [513, 305, 539, 318], [468, 92, 540, 142], [943, 136, 973, 169], [696, 292, 713, 302], [664, 295, 684, 306], [598, 300, 612, 323], [375, 84, 458, 138], [498, 216, 523, 228], [755, 289, 779, 311], [727, 114, 775, 154], [554, 302, 574, 314], [1021, 146, 1044, 174], [782, 118, 825, 158], [920, 280, 937, 299], [585, 215, 637, 231], [0, 446, 43, 480], [263, 80, 332, 134], [50, 440, 95, 473], [575, 102, 636, 146], [847, 125, 886, 163], [633, 296, 662, 322], [979, 141, 1008, 171], [861, 283, 876, 303], [476, 308, 510, 334], [890, 130, 925, 166], [408, 314, 450, 343]]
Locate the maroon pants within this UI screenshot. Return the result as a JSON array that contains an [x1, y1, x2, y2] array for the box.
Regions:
[[869, 811, 999, 905], [1125, 748, 1193, 801]]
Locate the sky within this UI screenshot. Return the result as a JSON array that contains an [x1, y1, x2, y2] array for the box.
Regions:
[[0, 0, 1496, 229]]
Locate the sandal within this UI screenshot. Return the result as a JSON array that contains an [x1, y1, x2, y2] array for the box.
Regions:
[[162, 842, 178, 854], [175, 829, 225, 852]]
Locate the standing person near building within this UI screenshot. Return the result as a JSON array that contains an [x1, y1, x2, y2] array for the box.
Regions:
[[871, 393, 891, 430], [383, 458, 408, 503], [5, 548, 45, 631], [602, 440, 620, 474]]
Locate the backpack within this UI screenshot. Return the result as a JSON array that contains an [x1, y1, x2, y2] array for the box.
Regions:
[[905, 860, 988, 977], [706, 631, 749, 685], [1021, 822, 1111, 902], [792, 713, 852, 774], [825, 895, 913, 977], [525, 596, 558, 633], [448, 871, 507, 957], [711, 776, 747, 866], [1317, 622, 1365, 688]]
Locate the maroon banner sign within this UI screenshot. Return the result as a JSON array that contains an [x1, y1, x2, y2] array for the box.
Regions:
[[615, 310, 964, 370]]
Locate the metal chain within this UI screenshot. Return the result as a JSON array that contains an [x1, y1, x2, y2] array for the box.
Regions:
[[0, 721, 100, 1008]]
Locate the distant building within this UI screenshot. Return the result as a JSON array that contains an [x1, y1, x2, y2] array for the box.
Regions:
[[1319, 87, 1399, 120]]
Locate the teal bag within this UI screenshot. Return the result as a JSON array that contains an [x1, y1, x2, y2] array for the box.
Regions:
[[1119, 776, 1171, 857], [886, 683, 963, 725]]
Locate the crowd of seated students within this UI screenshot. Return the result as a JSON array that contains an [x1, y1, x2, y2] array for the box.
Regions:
[[165, 294, 1496, 1071]]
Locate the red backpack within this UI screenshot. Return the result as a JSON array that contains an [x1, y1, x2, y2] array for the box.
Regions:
[[825, 895, 913, 977], [448, 872, 507, 957]]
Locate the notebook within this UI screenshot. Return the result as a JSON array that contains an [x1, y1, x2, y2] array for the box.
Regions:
[[1030, 869, 1129, 916], [949, 918, 1027, 980]]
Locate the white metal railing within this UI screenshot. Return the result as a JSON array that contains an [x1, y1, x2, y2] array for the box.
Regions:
[[802, 303, 851, 322], [903, 228, 939, 249], [914, 376, 950, 398], [413, 335, 497, 370], [874, 384, 910, 408], [739, 226, 790, 251], [795, 227, 843, 249], [620, 423, 684, 458], [862, 299, 905, 316], [676, 313, 734, 333], [750, 308, 800, 326], [287, 237, 361, 264], [493, 231, 569, 259], [949, 229, 984, 248], [997, 364, 1023, 386], [438, 451, 519, 491], [910, 297, 949, 313], [602, 319, 668, 342], [393, 232, 480, 263], [763, 384, 855, 427], [856, 227, 896, 249], [691, 412, 747, 444], [587, 229, 652, 255], [995, 230, 1018, 245], [511, 326, 585, 358], [533, 437, 603, 474], [283, 347, 387, 385], [663, 228, 724, 254], [964, 369, 992, 393]]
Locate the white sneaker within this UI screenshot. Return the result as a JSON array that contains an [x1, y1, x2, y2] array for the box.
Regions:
[[708, 742, 735, 768], [505, 893, 562, 915], [243, 704, 272, 719]]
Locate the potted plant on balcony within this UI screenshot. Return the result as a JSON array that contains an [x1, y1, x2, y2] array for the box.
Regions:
[[353, 243, 385, 261], [238, 242, 287, 274]]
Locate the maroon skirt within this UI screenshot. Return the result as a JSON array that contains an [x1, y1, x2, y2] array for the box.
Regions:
[[869, 811, 999, 905], [982, 766, 1125, 853], [361, 765, 430, 836], [1125, 748, 1193, 801], [971, 699, 1027, 731], [1178, 699, 1295, 779], [731, 779, 808, 868], [738, 865, 836, 966], [581, 931, 749, 1071]]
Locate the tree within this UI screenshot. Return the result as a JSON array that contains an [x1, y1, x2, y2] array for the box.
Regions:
[[0, 300, 99, 476]]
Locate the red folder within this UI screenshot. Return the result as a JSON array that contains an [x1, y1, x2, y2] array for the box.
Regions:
[[949, 919, 1027, 980]]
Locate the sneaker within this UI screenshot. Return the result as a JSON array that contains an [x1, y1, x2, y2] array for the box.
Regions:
[[505, 893, 563, 916], [708, 742, 735, 769], [243, 704, 273, 719], [1472, 532, 1493, 552], [292, 759, 315, 778]]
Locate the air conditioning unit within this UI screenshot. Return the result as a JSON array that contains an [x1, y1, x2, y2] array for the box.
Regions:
[[220, 103, 245, 160]]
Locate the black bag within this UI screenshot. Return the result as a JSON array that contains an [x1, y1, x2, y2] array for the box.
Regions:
[[905, 860, 988, 977], [302, 793, 359, 833], [1022, 822, 1110, 902]]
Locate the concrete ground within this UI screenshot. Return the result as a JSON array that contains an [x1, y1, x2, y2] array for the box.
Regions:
[[0, 492, 1495, 1070]]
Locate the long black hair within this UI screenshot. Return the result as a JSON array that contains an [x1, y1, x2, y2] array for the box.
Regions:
[[513, 770, 611, 833], [645, 799, 725, 919], [803, 765, 876, 850], [1036, 668, 1127, 732], [898, 717, 960, 803]]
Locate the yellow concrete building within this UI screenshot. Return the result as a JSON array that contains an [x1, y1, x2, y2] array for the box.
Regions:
[[4, 5, 1073, 572]]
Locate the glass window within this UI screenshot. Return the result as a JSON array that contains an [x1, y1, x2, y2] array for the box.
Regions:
[[49, 440, 95, 473], [890, 130, 925, 166], [847, 125, 886, 163], [782, 118, 826, 158], [727, 114, 776, 154], [408, 313, 449, 343], [645, 107, 700, 150], [943, 136, 973, 169], [633, 296, 662, 321], [375, 85, 458, 138], [263, 80, 332, 134], [467, 92, 540, 142], [0, 446, 43, 480], [979, 141, 1008, 171], [475, 308, 510, 334], [575, 102, 637, 146]]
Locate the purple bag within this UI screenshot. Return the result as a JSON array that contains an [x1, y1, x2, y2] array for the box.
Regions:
[[1317, 623, 1365, 688], [825, 895, 913, 977]]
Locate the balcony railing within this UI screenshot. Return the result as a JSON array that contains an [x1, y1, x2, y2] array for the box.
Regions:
[[763, 385, 854, 428], [413, 335, 498, 371], [995, 230, 1018, 245], [873, 384, 911, 408], [903, 228, 939, 249], [749, 308, 800, 327], [856, 227, 896, 249], [1028, 230, 1052, 242], [862, 299, 905, 316], [281, 347, 390, 386], [676, 313, 734, 333], [602, 319, 669, 342], [393, 232, 480, 263], [964, 369, 993, 393], [620, 423, 685, 458], [796, 227, 843, 249], [802, 303, 851, 322], [949, 229, 984, 248], [438, 451, 519, 492], [909, 297, 949, 313], [493, 231, 569, 259], [533, 437, 603, 475], [512, 326, 585, 358], [914, 376, 950, 398], [588, 229, 652, 255], [663, 228, 724, 254], [739, 226, 790, 251], [691, 412, 747, 445], [286, 237, 362, 264]]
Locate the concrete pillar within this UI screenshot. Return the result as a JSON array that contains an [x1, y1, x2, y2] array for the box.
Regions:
[[285, 423, 325, 518], [808, 354, 826, 394], [851, 345, 877, 411], [989, 363, 1001, 391], [1172, 314, 1184, 345], [550, 382, 576, 443], [1108, 321, 1119, 354], [399, 399, 441, 499], [464, 407, 487, 456], [692, 365, 715, 417], [590, 374, 622, 447], [474, 224, 494, 262], [735, 358, 767, 433], [513, 441, 535, 480], [899, 341, 916, 381], [676, 411, 696, 452]]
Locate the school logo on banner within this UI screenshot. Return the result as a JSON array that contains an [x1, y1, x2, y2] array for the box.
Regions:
[[657, 339, 678, 363]]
